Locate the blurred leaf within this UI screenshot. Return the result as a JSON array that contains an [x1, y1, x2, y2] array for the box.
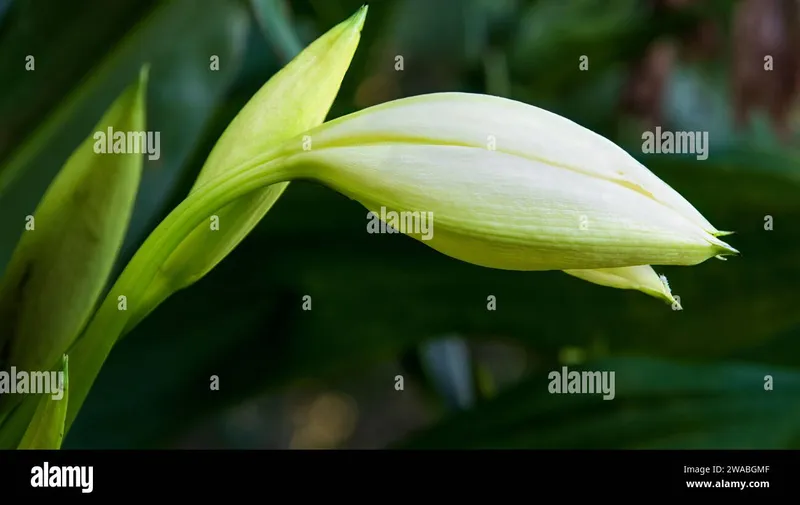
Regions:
[[726, 323, 800, 368], [482, 49, 511, 97], [0, 67, 147, 415], [0, 0, 158, 194], [633, 60, 800, 183], [0, 0, 251, 276], [510, 0, 647, 87], [351, 0, 472, 107], [387, 0, 470, 60], [396, 357, 800, 448], [0, 0, 12, 25], [18, 355, 68, 450], [249, 0, 304, 62], [419, 335, 476, 411], [507, 0, 738, 117]]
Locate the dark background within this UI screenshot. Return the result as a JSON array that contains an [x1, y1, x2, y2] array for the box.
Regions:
[[0, 0, 798, 449]]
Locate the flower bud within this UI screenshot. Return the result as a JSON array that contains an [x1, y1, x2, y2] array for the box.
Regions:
[[274, 92, 737, 271]]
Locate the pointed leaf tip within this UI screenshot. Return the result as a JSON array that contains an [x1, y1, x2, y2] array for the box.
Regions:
[[0, 69, 146, 423], [351, 5, 368, 30], [138, 63, 151, 86]]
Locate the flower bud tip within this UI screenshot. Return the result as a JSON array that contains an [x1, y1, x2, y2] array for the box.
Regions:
[[349, 5, 368, 31], [710, 237, 739, 258], [656, 273, 681, 308]]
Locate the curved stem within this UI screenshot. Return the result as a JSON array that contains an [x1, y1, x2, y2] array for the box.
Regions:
[[63, 154, 298, 430]]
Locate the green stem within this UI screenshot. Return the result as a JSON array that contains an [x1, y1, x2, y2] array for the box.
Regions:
[[62, 153, 298, 431]]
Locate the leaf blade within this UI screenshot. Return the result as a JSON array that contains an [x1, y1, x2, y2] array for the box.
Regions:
[[17, 355, 69, 450], [124, 5, 367, 334], [54, 7, 368, 435], [397, 357, 800, 449], [0, 67, 148, 434]]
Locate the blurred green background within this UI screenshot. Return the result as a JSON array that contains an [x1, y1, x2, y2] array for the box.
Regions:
[[0, 0, 799, 449]]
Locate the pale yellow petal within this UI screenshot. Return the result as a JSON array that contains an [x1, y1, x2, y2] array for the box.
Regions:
[[286, 143, 736, 270], [297, 92, 721, 235], [564, 266, 680, 307]]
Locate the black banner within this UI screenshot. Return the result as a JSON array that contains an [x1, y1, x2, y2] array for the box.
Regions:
[[0, 449, 791, 497]]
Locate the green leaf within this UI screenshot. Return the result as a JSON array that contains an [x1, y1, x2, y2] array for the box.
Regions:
[[0, 0, 159, 190], [0, 0, 251, 274], [418, 335, 476, 411], [123, 4, 368, 334], [248, 0, 304, 62], [0, 67, 147, 421], [18, 355, 69, 450], [52, 6, 368, 436], [396, 357, 800, 449]]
